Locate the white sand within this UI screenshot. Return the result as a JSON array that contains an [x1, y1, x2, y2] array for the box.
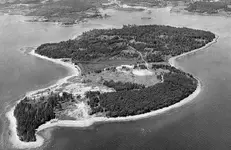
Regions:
[[116, 65, 154, 76], [102, 0, 148, 10], [6, 35, 218, 149], [30, 49, 80, 76], [132, 69, 153, 76], [63, 83, 114, 97], [66, 102, 91, 119], [120, 4, 149, 11], [26, 49, 80, 98]]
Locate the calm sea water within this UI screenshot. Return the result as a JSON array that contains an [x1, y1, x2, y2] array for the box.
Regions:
[[0, 15, 112, 149], [2, 8, 231, 150]]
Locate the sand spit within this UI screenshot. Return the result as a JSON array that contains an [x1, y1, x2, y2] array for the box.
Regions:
[[26, 49, 80, 98], [6, 35, 218, 149], [30, 49, 80, 77]]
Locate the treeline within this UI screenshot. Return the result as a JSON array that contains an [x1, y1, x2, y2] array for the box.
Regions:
[[85, 91, 103, 114], [35, 25, 215, 63], [27, 0, 102, 19], [152, 64, 191, 76], [133, 64, 147, 69], [103, 80, 145, 91], [14, 92, 74, 142], [146, 53, 164, 62], [88, 66, 197, 117]]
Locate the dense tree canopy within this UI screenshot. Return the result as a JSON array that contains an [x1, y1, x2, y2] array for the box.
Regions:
[[185, 2, 231, 14], [36, 25, 215, 63], [88, 66, 197, 117], [103, 80, 145, 91], [14, 92, 74, 142]]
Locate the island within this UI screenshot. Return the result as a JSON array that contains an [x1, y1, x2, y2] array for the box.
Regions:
[[186, 2, 231, 14], [0, 0, 110, 25], [171, 1, 231, 16], [13, 24, 215, 142], [2, 0, 231, 25]]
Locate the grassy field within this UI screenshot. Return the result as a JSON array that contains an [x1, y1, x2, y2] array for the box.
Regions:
[[82, 63, 170, 87], [76, 59, 139, 74]]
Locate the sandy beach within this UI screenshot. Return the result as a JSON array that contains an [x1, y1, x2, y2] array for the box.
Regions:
[[30, 49, 80, 76], [6, 35, 218, 149], [26, 49, 81, 97]]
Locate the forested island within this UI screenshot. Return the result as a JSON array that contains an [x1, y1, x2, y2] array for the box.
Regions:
[[185, 1, 231, 14], [14, 25, 215, 142], [171, 1, 231, 16]]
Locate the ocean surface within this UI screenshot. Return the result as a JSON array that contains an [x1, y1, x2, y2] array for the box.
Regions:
[[1, 7, 231, 150]]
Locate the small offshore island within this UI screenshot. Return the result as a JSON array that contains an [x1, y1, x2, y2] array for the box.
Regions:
[[12, 24, 215, 144], [171, 1, 231, 17]]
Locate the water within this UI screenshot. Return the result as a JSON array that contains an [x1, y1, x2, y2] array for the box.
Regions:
[[0, 15, 113, 149], [1, 7, 231, 150], [47, 9, 231, 150]]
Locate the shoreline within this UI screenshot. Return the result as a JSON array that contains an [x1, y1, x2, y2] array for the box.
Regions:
[[5, 106, 45, 149], [169, 35, 219, 68], [30, 49, 80, 77], [37, 80, 201, 128], [6, 35, 218, 149], [26, 49, 81, 97], [5, 49, 81, 149]]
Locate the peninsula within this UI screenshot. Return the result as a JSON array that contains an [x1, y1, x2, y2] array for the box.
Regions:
[[13, 24, 215, 143]]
